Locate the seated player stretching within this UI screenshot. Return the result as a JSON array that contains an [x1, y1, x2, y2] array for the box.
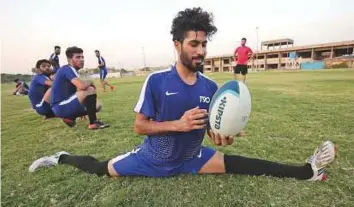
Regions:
[[29, 8, 336, 182], [28, 59, 55, 119], [50, 46, 109, 130], [13, 79, 29, 96]]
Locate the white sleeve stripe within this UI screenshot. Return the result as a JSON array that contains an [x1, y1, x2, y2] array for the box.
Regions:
[[133, 67, 172, 113], [134, 74, 153, 113], [69, 65, 80, 77]]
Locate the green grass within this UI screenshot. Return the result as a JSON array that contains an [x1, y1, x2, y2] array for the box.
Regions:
[[2, 69, 354, 207]]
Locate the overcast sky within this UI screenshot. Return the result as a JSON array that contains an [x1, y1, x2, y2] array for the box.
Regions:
[[1, 0, 354, 74]]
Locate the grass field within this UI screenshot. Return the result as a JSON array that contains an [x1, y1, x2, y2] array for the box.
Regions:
[[2, 69, 354, 207]]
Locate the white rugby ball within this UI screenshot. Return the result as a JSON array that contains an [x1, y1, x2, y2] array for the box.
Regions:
[[208, 80, 251, 136]]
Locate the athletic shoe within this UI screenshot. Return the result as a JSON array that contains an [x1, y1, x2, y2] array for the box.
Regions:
[[62, 118, 76, 127], [29, 151, 70, 172], [307, 140, 336, 181], [88, 120, 110, 130]]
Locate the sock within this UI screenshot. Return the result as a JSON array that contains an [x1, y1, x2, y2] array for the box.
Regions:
[[224, 154, 313, 180], [59, 155, 109, 176], [83, 94, 97, 124]]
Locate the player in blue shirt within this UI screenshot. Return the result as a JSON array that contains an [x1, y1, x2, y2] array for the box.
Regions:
[[95, 50, 115, 92], [49, 46, 61, 74], [30, 7, 336, 182], [28, 59, 55, 119], [50, 46, 109, 130], [13, 79, 29, 96]]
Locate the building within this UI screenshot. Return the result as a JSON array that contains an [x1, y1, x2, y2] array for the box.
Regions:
[[204, 39, 354, 72]]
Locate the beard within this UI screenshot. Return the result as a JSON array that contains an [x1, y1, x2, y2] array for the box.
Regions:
[[180, 48, 204, 73], [40, 69, 51, 76]]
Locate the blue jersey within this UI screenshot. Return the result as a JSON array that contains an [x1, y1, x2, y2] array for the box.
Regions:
[[28, 74, 50, 108], [50, 53, 60, 73], [134, 64, 218, 165], [98, 56, 107, 71], [16, 81, 29, 90], [50, 65, 79, 105]]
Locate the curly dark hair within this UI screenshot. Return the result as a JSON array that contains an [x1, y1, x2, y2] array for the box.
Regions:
[[35, 59, 51, 69], [170, 7, 217, 42]]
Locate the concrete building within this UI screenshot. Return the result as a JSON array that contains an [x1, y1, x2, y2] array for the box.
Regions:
[[204, 39, 354, 72]]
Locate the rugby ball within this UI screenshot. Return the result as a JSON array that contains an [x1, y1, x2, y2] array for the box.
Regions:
[[209, 80, 251, 136]]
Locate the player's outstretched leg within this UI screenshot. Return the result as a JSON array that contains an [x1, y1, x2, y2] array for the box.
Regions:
[[29, 152, 111, 176], [223, 140, 336, 181], [200, 140, 336, 181]]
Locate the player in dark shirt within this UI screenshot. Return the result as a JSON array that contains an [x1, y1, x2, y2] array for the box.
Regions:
[[95, 50, 115, 92], [28, 59, 55, 118], [50, 46, 109, 130], [13, 79, 29, 95], [49, 46, 61, 75]]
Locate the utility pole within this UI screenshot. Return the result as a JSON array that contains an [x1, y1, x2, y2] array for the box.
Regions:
[[142, 46, 146, 70], [256, 26, 259, 70]]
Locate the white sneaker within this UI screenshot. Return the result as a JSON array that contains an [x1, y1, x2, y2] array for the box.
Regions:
[[29, 151, 70, 172], [307, 141, 336, 181]]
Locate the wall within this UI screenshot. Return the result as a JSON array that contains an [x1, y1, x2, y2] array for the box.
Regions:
[[301, 61, 325, 70]]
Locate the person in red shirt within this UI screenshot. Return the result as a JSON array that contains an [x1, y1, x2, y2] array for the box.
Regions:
[[233, 38, 253, 137], [233, 37, 253, 82]]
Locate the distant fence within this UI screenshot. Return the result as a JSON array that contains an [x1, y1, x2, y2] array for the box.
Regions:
[[82, 71, 137, 79], [87, 72, 122, 79], [1, 74, 33, 83]]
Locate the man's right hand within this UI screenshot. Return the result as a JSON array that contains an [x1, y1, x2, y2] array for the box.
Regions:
[[176, 106, 208, 132]]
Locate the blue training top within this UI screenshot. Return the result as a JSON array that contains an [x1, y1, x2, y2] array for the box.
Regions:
[[134, 64, 218, 165], [50, 65, 79, 105], [98, 56, 107, 71], [50, 53, 60, 73], [28, 74, 50, 108]]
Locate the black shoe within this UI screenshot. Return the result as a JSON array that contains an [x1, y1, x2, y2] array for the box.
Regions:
[[88, 120, 109, 130]]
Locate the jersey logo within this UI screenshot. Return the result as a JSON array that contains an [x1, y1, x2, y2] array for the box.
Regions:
[[165, 91, 179, 96], [200, 96, 211, 103], [197, 149, 202, 158]]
